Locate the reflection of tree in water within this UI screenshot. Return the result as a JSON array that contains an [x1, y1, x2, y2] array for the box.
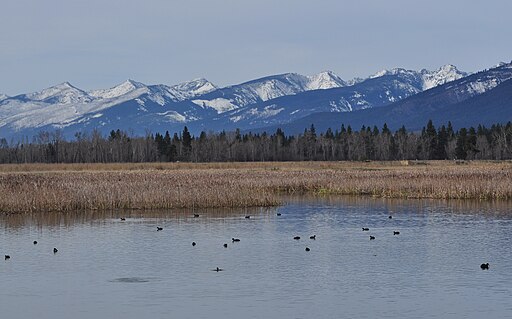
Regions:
[[0, 206, 278, 229]]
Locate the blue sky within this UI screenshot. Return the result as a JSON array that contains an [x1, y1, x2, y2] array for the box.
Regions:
[[1, 0, 511, 95]]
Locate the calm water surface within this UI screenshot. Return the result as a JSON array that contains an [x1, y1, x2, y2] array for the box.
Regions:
[[1, 197, 511, 319]]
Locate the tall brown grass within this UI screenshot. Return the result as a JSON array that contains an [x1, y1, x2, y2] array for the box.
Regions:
[[1, 161, 511, 214]]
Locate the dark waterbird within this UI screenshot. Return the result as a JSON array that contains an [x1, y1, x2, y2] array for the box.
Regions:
[[192, 242, 196, 246], [157, 227, 163, 231], [388, 215, 393, 219], [369, 236, 376, 240], [53, 248, 58, 254], [4, 255, 10, 260], [120, 218, 126, 221], [362, 228, 370, 231], [305, 247, 310, 252], [232, 238, 240, 242], [293, 236, 300, 240], [245, 215, 251, 219], [310, 235, 316, 240], [33, 241, 38, 245], [481, 263, 490, 270], [276, 213, 282, 216], [223, 243, 228, 248], [213, 267, 223, 272], [393, 231, 400, 235], [193, 214, 200, 218]]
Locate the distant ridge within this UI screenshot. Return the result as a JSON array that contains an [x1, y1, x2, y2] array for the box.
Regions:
[[3, 62, 510, 140]]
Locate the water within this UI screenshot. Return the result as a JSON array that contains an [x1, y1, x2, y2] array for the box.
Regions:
[[1, 197, 512, 319]]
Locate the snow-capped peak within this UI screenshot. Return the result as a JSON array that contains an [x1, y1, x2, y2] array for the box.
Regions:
[[168, 78, 217, 100], [89, 79, 148, 99], [23, 82, 93, 104], [306, 71, 346, 90], [369, 68, 413, 79], [421, 64, 467, 90]]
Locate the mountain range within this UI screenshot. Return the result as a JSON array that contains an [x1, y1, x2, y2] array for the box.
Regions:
[[1, 62, 511, 140]]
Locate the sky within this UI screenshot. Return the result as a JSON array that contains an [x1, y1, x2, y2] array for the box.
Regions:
[[1, 0, 511, 95]]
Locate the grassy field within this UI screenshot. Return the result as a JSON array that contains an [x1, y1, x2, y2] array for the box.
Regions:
[[1, 161, 511, 214]]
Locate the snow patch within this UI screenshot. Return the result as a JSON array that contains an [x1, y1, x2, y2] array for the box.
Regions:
[[192, 98, 238, 113]]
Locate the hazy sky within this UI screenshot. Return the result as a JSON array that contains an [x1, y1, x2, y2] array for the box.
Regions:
[[1, 0, 511, 95]]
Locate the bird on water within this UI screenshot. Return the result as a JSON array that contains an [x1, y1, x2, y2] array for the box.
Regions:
[[232, 238, 240, 242], [192, 242, 196, 246], [362, 228, 370, 231], [193, 214, 200, 218], [223, 243, 228, 248], [293, 236, 300, 240], [4, 255, 10, 260], [369, 236, 376, 240], [305, 247, 310, 252], [33, 241, 38, 245], [393, 231, 400, 235], [53, 248, 58, 254], [481, 263, 489, 270], [310, 235, 316, 240], [157, 227, 163, 231]]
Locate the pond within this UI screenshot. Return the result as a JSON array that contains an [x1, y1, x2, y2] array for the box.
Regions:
[[1, 197, 512, 319]]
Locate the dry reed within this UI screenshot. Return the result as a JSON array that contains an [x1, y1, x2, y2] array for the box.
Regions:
[[1, 161, 511, 214]]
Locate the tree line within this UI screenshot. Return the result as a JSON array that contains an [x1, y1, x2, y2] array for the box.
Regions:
[[0, 120, 511, 163]]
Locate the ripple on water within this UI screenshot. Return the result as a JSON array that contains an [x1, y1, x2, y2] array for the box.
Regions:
[[109, 277, 154, 283]]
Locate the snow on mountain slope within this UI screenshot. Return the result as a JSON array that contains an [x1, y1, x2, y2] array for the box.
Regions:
[[421, 64, 468, 90], [306, 71, 346, 90], [20, 82, 94, 104], [89, 79, 148, 99], [369, 64, 467, 91], [0, 94, 8, 102], [168, 78, 217, 101], [191, 71, 347, 113]]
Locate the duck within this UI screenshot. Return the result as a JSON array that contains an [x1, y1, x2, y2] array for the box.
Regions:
[[305, 247, 311, 252], [157, 227, 163, 231], [33, 241, 38, 245], [369, 236, 376, 240], [223, 243, 228, 248], [276, 213, 282, 216], [193, 214, 200, 218], [214, 267, 223, 272], [310, 235, 316, 240], [388, 215, 393, 219], [393, 231, 400, 235], [362, 228, 370, 231], [480, 263, 489, 270], [192, 242, 196, 246], [245, 215, 251, 219], [4, 255, 10, 260], [293, 236, 301, 240], [120, 218, 126, 221], [232, 238, 240, 242], [53, 248, 58, 254]]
